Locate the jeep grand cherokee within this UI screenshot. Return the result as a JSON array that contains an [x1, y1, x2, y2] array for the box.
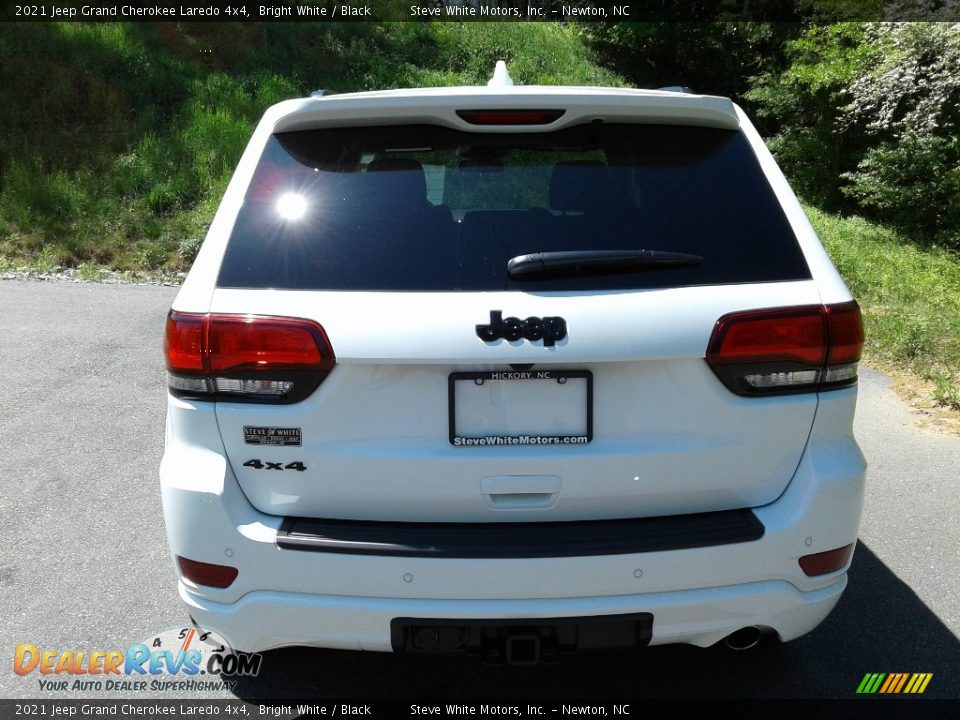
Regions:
[[161, 64, 865, 662]]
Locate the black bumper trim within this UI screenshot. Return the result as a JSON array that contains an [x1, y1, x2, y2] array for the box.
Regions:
[[390, 612, 654, 659], [277, 509, 764, 558]]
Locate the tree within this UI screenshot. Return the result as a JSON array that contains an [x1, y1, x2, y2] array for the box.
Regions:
[[841, 23, 960, 242]]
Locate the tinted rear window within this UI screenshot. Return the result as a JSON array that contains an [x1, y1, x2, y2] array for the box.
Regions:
[[217, 124, 810, 291]]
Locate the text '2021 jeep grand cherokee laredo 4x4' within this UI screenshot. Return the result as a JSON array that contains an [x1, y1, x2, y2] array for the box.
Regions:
[[161, 64, 865, 662]]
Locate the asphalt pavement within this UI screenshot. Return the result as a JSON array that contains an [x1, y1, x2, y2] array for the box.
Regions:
[[1, 279, 958, 702]]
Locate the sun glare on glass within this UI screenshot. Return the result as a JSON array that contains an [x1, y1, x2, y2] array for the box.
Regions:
[[276, 192, 308, 221]]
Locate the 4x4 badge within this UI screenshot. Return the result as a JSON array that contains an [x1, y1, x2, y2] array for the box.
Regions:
[[476, 310, 567, 347]]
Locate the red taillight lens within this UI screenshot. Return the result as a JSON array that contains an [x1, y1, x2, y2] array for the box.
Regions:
[[799, 544, 854, 576], [825, 302, 865, 364], [706, 302, 864, 396], [456, 109, 565, 125], [206, 315, 327, 373], [165, 311, 206, 373], [177, 556, 239, 589], [708, 306, 826, 366], [164, 311, 334, 403]]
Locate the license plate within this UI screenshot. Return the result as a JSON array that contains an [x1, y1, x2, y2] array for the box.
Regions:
[[448, 370, 593, 446]]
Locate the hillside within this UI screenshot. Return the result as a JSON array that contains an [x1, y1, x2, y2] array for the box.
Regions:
[[0, 22, 622, 271]]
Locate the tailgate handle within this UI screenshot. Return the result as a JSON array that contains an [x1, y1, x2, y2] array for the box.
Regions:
[[482, 476, 560, 510]]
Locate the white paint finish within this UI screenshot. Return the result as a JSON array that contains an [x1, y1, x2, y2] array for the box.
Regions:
[[481, 475, 561, 511], [213, 357, 819, 520], [178, 578, 845, 653], [209, 281, 822, 363], [161, 81, 866, 651], [270, 86, 741, 134], [160, 379, 864, 603]]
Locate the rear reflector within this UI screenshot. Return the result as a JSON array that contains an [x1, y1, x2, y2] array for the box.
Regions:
[[456, 109, 565, 125], [165, 311, 334, 403], [176, 556, 238, 589], [706, 302, 864, 396], [799, 544, 854, 576]]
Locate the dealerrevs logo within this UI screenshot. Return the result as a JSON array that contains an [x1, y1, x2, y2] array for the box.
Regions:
[[13, 627, 262, 692]]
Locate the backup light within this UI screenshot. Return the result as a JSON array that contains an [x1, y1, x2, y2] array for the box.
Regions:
[[212, 378, 294, 396], [167, 375, 210, 394], [743, 370, 820, 389]]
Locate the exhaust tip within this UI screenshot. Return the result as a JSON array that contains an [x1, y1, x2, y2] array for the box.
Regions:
[[724, 626, 764, 651]]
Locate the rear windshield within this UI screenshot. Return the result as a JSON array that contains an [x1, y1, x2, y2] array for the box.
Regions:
[[217, 124, 810, 291]]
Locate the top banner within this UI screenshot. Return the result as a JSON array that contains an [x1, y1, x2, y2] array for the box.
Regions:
[[4, 0, 960, 22]]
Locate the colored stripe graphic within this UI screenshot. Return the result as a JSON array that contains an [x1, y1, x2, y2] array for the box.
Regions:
[[857, 673, 932, 694], [882, 673, 909, 693], [892, 673, 909, 693], [878, 674, 896, 693], [858, 673, 886, 694], [912, 673, 933, 694]]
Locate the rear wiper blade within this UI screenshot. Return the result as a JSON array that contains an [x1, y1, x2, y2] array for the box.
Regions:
[[507, 250, 703, 279]]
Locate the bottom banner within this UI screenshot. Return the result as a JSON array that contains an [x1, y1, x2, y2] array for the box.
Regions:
[[0, 699, 955, 720]]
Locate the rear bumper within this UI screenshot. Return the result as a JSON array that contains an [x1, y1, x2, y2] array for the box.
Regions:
[[276, 510, 764, 558], [161, 390, 865, 653], [178, 577, 846, 653]]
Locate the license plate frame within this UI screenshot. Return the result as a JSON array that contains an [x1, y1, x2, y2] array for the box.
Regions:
[[448, 370, 593, 447]]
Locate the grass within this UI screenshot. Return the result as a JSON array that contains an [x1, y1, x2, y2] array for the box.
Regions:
[[809, 206, 960, 410], [0, 22, 621, 272]]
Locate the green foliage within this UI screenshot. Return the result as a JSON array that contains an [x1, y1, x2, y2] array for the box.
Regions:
[[432, 22, 623, 87], [587, 22, 796, 100], [177, 236, 204, 264], [843, 23, 960, 137], [0, 22, 620, 270], [35, 246, 60, 272], [76, 263, 105, 281], [838, 24, 960, 243], [843, 136, 960, 240], [932, 373, 960, 412], [748, 22, 960, 248], [744, 23, 872, 208], [810, 206, 960, 405]]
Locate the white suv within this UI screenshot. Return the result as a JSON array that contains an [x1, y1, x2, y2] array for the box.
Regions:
[[161, 64, 866, 663]]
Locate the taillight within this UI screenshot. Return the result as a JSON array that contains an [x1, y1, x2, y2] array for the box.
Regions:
[[456, 109, 565, 125], [706, 302, 864, 396], [164, 311, 334, 403]]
